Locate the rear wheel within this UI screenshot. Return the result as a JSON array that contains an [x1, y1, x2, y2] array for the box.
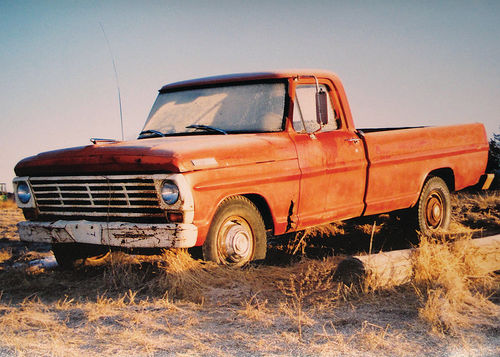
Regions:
[[202, 196, 266, 266], [413, 176, 451, 234]]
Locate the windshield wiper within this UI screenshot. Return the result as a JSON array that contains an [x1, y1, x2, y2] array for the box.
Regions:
[[186, 124, 228, 135], [138, 129, 166, 139]]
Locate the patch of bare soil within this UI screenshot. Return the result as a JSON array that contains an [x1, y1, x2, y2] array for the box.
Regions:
[[0, 192, 499, 356]]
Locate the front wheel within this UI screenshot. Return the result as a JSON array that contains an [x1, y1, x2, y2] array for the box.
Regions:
[[413, 176, 451, 235], [52, 243, 85, 269], [52, 243, 110, 269], [202, 196, 267, 266]]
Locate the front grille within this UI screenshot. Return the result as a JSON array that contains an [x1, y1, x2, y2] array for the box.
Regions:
[[29, 175, 165, 222]]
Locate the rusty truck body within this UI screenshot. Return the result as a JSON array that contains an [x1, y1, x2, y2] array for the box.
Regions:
[[13, 70, 489, 267]]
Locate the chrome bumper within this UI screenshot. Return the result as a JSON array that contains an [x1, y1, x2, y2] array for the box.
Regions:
[[17, 220, 198, 248]]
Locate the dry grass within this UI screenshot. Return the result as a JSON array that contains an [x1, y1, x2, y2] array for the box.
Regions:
[[238, 293, 273, 325], [0, 248, 12, 263], [0, 199, 17, 210], [452, 190, 500, 235], [412, 234, 499, 334], [284, 222, 345, 256], [0, 190, 499, 356]]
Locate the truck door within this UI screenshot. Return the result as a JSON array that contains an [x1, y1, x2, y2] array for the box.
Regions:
[[289, 81, 367, 228]]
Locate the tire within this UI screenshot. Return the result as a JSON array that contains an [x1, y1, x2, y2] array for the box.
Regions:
[[413, 176, 451, 235], [52, 243, 85, 270], [202, 196, 267, 266], [52, 243, 110, 269]]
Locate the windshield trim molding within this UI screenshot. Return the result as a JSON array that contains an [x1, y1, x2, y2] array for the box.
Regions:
[[159, 78, 288, 94]]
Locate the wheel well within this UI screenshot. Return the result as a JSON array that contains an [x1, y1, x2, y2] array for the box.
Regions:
[[427, 168, 455, 192], [243, 194, 274, 233]]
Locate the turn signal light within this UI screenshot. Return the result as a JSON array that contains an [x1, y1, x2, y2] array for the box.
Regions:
[[167, 212, 183, 223]]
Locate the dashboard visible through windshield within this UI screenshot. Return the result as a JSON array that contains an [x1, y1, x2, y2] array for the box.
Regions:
[[139, 82, 286, 138]]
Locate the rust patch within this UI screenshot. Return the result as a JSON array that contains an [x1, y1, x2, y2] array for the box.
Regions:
[[286, 200, 295, 232], [113, 233, 156, 240]]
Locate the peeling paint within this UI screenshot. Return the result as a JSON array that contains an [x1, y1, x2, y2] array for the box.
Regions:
[[17, 220, 198, 248]]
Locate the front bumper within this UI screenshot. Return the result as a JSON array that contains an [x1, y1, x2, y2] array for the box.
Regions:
[[17, 220, 198, 248]]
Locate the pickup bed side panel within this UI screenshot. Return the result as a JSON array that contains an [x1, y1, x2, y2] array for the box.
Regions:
[[362, 123, 488, 216]]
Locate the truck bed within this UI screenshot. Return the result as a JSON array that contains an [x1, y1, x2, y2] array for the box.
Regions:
[[359, 123, 489, 216]]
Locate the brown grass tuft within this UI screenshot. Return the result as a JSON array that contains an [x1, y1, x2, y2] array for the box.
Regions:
[[412, 234, 500, 334], [153, 249, 211, 302], [286, 223, 345, 256], [452, 191, 500, 234], [101, 252, 152, 292], [152, 249, 279, 304], [238, 293, 273, 326]]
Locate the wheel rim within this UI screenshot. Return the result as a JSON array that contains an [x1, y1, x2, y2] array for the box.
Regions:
[[425, 192, 444, 229], [217, 216, 254, 264]]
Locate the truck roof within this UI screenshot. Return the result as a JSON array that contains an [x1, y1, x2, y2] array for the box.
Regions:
[[159, 70, 342, 92]]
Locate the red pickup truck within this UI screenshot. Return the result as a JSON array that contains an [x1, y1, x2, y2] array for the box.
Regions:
[[13, 70, 489, 267]]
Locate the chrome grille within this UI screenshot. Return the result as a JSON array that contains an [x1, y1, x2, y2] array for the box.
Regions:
[[29, 175, 165, 221]]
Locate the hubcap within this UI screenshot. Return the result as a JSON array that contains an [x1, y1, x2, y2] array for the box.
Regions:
[[218, 216, 254, 263], [425, 193, 443, 229]]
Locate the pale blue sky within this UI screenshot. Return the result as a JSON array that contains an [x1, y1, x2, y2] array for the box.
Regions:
[[1, 0, 499, 191]]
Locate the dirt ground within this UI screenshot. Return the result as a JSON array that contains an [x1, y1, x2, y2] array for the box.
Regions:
[[0, 191, 499, 356]]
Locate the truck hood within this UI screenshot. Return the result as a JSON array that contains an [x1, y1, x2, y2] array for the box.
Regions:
[[15, 133, 297, 176]]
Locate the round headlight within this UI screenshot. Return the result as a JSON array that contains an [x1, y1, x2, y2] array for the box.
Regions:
[[17, 182, 31, 204], [161, 181, 179, 205]]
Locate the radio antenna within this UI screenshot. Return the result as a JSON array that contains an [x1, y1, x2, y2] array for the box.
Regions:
[[99, 22, 124, 140]]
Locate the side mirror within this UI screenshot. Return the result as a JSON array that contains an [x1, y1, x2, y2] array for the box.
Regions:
[[316, 90, 328, 125]]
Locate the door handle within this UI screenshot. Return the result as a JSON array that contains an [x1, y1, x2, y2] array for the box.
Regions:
[[345, 138, 361, 143]]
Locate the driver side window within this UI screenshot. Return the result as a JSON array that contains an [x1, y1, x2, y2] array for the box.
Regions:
[[293, 84, 338, 133]]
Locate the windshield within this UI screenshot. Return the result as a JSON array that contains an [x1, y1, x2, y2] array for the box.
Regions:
[[140, 82, 286, 137]]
